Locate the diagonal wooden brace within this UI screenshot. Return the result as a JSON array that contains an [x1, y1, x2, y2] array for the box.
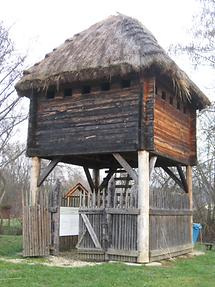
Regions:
[[113, 153, 138, 184], [37, 158, 60, 187], [81, 214, 102, 249]]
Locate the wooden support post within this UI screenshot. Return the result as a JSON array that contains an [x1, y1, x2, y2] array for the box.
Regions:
[[49, 180, 61, 255], [149, 156, 157, 179], [137, 150, 150, 263], [83, 167, 95, 192], [93, 169, 100, 193], [30, 157, 41, 206], [186, 166, 193, 246]]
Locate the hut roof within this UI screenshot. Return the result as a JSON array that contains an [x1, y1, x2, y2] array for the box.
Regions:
[[15, 14, 210, 109], [64, 183, 89, 198]]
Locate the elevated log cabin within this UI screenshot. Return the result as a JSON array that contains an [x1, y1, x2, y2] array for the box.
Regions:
[[16, 14, 210, 262]]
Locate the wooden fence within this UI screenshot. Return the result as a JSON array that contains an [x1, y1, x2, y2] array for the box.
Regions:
[[149, 188, 192, 261], [61, 196, 80, 207], [78, 178, 192, 262], [22, 190, 50, 257], [78, 178, 139, 262]]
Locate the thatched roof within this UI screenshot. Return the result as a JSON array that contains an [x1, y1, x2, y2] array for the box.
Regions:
[[15, 14, 210, 109]]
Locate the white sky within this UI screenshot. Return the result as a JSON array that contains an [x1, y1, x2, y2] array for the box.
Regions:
[[0, 0, 214, 101]]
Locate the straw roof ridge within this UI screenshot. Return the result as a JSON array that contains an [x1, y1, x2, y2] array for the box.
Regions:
[[15, 14, 210, 108]]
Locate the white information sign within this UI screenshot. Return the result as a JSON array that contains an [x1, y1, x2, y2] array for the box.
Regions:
[[60, 207, 79, 236]]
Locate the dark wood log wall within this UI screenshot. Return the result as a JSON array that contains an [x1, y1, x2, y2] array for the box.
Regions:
[[27, 83, 140, 157], [26, 76, 197, 166], [153, 80, 197, 165], [142, 78, 155, 150]]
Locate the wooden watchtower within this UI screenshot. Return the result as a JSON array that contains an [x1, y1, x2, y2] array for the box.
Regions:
[[16, 15, 210, 262]]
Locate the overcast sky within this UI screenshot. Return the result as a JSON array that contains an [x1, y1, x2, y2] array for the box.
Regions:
[[0, 0, 213, 100]]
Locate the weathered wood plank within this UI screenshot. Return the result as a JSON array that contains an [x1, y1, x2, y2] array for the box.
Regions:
[[149, 209, 192, 216], [107, 249, 138, 257], [106, 208, 140, 215], [150, 243, 193, 257], [154, 90, 196, 165], [28, 87, 140, 157], [81, 214, 102, 249]]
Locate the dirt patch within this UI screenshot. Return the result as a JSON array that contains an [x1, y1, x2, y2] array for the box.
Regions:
[[0, 256, 100, 268]]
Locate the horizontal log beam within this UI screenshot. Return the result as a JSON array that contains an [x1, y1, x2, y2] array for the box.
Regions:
[[107, 249, 138, 257], [106, 208, 140, 215], [149, 208, 192, 216], [150, 244, 193, 258]]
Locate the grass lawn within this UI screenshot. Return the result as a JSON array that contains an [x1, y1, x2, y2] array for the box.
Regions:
[[0, 235, 22, 256], [0, 235, 214, 287]]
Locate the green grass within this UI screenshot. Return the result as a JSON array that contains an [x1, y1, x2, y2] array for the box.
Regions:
[[0, 237, 214, 287], [0, 235, 22, 256]]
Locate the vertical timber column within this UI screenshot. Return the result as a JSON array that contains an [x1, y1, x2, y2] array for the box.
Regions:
[[137, 150, 150, 263], [93, 169, 100, 192], [30, 156, 41, 206], [186, 166, 193, 246]]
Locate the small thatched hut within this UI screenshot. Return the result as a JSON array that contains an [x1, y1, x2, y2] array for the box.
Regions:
[[16, 14, 210, 262]]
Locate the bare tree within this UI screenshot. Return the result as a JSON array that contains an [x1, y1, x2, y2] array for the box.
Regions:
[[192, 103, 215, 240], [170, 0, 215, 69], [169, 0, 214, 241], [0, 22, 27, 205], [0, 21, 27, 156]]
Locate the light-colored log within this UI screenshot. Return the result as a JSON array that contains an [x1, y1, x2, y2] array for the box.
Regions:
[[149, 156, 157, 179], [186, 166, 193, 245], [137, 150, 150, 263], [30, 157, 41, 206]]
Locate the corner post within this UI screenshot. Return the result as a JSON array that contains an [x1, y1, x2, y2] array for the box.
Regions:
[[186, 166, 193, 246], [137, 150, 150, 263], [30, 156, 41, 206]]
